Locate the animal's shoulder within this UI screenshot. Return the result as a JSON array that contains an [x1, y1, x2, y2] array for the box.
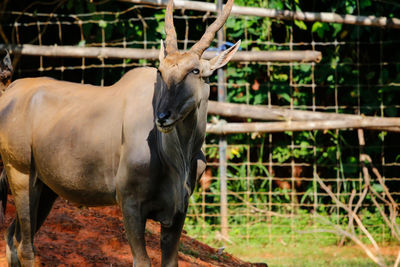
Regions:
[[115, 67, 157, 87], [124, 67, 157, 76]]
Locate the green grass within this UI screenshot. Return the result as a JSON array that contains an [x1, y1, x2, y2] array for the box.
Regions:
[[184, 213, 400, 266], [227, 242, 384, 267]]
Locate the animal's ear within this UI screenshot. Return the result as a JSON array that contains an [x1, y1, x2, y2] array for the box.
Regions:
[[201, 40, 240, 77], [159, 40, 167, 62]]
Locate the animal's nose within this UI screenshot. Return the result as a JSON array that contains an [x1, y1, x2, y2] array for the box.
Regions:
[[157, 111, 171, 125]]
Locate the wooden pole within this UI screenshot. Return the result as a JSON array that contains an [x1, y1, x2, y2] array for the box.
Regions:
[[120, 0, 400, 29], [207, 101, 400, 132], [206, 120, 400, 135], [217, 0, 229, 242], [0, 44, 322, 63]]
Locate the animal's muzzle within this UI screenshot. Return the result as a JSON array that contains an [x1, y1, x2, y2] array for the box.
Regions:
[[156, 111, 171, 126], [156, 111, 175, 133]]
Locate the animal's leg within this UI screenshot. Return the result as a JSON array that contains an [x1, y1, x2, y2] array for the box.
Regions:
[[6, 167, 40, 267], [34, 181, 58, 233], [5, 176, 57, 267], [161, 212, 186, 267], [121, 198, 151, 267], [5, 218, 21, 267]]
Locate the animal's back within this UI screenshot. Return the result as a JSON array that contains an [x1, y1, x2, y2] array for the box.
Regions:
[[0, 67, 157, 148]]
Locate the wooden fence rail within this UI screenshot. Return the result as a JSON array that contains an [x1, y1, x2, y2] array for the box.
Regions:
[[0, 44, 322, 63], [120, 0, 400, 29], [207, 101, 400, 134], [206, 120, 400, 135]]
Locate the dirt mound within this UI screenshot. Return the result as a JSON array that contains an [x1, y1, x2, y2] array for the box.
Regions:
[[0, 198, 260, 266]]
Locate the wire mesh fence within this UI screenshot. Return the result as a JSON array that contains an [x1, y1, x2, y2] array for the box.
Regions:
[[1, 0, 400, 251]]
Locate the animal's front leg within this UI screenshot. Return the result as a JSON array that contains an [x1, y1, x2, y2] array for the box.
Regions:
[[121, 198, 151, 267], [161, 212, 186, 267]]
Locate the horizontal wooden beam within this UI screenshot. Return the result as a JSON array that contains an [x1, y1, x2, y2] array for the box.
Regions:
[[121, 0, 400, 29], [206, 120, 400, 135], [0, 44, 322, 63], [208, 101, 374, 121], [207, 101, 400, 132]]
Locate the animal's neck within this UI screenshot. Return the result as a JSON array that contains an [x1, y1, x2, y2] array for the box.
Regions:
[[165, 98, 207, 157], [159, 107, 203, 163], [176, 109, 200, 152], [156, 101, 207, 213]]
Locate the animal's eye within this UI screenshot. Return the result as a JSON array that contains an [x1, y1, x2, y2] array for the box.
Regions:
[[191, 68, 200, 75]]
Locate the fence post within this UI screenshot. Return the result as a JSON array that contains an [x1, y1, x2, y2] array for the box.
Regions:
[[217, 0, 229, 241]]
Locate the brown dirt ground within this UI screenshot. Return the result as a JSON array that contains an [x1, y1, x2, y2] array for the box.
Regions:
[[0, 197, 264, 267]]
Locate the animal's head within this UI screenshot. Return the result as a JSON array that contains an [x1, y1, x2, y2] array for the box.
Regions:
[[0, 49, 12, 91], [155, 0, 239, 133]]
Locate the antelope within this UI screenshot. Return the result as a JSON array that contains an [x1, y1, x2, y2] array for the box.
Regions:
[[0, 0, 239, 266]]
